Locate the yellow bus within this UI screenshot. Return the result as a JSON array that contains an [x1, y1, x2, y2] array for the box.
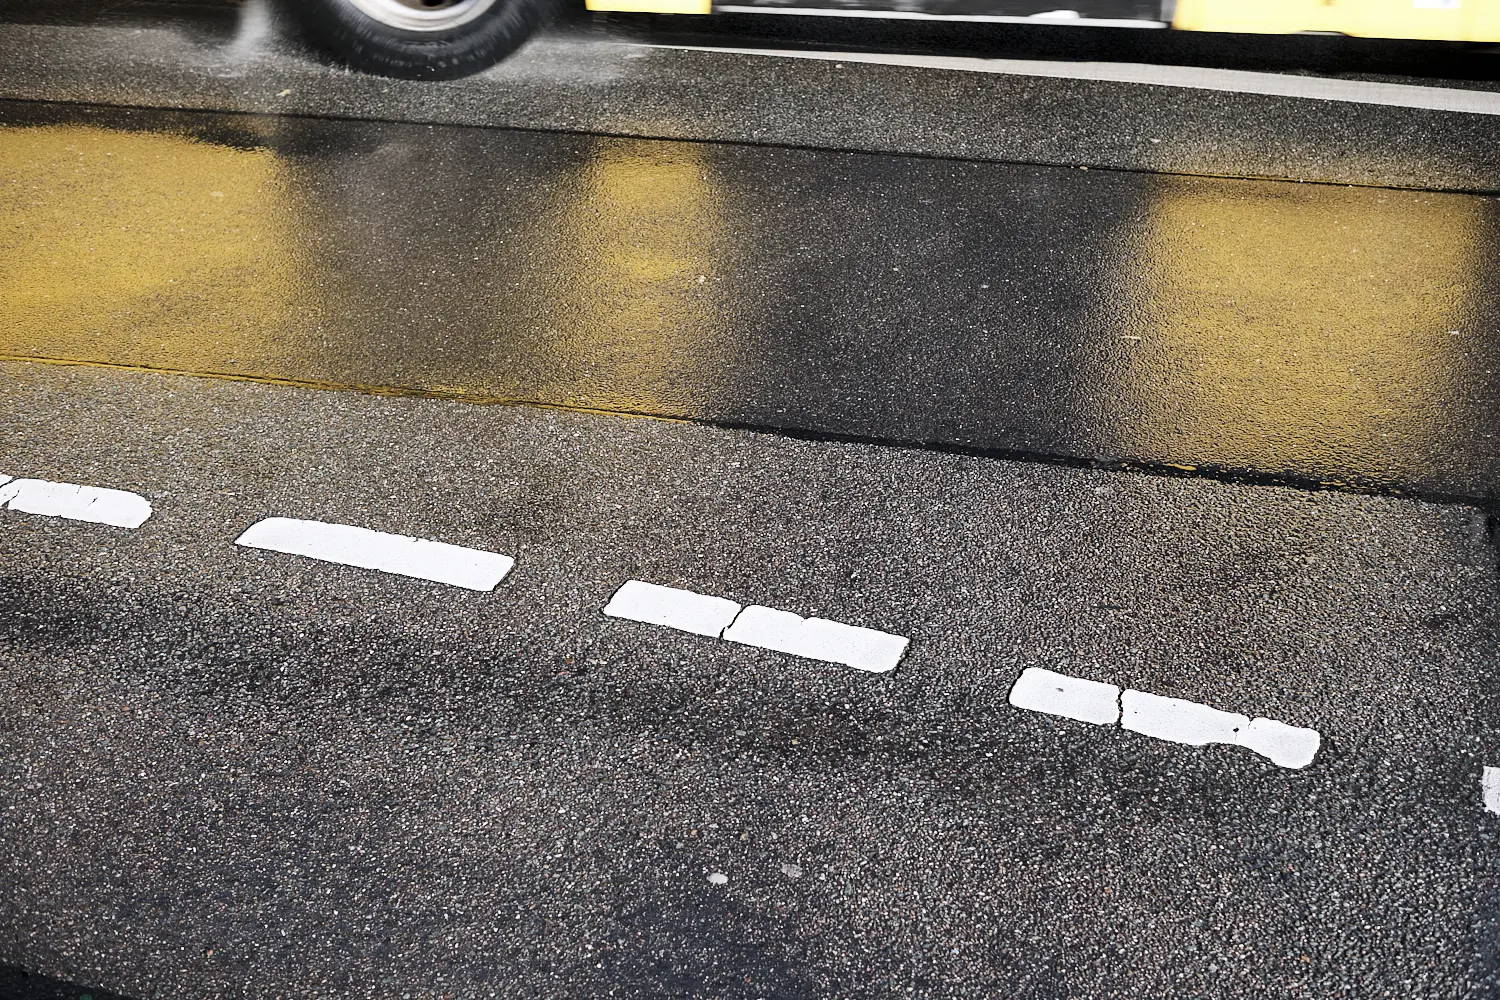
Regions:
[[280, 0, 1500, 79]]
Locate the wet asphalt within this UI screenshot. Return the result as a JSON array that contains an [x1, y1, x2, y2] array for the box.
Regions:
[[4, 98, 1500, 503], [3, 4, 1500, 1000]]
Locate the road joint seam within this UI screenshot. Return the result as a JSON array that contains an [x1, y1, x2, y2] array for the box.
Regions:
[[2, 354, 1491, 511]]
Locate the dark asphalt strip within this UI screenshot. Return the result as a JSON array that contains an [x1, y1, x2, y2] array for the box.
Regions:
[[7, 351, 1500, 521], [8, 93, 1500, 200], [624, 12, 1500, 83]]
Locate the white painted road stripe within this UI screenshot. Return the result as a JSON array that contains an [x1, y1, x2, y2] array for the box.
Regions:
[[651, 44, 1500, 117], [1484, 767, 1500, 816], [1235, 717, 1322, 771], [1121, 690, 1320, 769], [0, 477, 153, 528], [723, 605, 908, 673], [1120, 689, 1247, 747], [235, 517, 514, 591], [1008, 667, 1120, 725], [604, 580, 742, 638], [1008, 668, 1320, 769]]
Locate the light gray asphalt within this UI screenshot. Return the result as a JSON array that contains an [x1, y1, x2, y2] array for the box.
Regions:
[[2, 359, 1499, 998], [1, 1, 1499, 191]]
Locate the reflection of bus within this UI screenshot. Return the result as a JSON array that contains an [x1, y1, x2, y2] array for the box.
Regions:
[[286, 0, 1500, 79]]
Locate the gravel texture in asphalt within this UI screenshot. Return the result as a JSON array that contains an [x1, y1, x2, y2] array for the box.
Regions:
[[2, 360, 1498, 998], [5, 7, 1500, 997]]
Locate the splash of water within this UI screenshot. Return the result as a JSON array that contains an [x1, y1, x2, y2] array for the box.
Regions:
[[224, 0, 273, 65]]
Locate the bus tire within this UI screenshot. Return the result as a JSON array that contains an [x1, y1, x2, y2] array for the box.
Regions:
[[282, 0, 544, 80]]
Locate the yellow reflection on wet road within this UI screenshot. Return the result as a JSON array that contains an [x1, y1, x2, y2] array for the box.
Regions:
[[0, 122, 736, 416], [0, 124, 315, 373], [1105, 178, 1483, 484], [530, 140, 733, 415], [3, 112, 1491, 498]]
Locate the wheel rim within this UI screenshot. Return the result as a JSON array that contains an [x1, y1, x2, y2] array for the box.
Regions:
[[342, 0, 501, 31]]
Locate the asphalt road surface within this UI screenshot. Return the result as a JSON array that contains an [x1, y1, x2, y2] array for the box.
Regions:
[[2, 4, 1499, 999]]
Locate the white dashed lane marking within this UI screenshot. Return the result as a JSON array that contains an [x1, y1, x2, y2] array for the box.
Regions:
[[603, 580, 909, 673], [0, 476, 1360, 771], [0, 477, 153, 528], [1008, 667, 1120, 725], [1484, 767, 1500, 816], [1121, 690, 1321, 770], [1120, 689, 1251, 747], [1008, 667, 1321, 770], [604, 581, 742, 637], [723, 605, 908, 674], [234, 517, 514, 591]]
